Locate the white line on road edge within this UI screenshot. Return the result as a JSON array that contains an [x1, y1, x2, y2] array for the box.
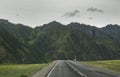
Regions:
[[46, 61, 59, 77], [66, 61, 87, 77]]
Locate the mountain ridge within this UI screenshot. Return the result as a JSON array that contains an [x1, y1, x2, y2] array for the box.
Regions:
[[0, 19, 120, 63]]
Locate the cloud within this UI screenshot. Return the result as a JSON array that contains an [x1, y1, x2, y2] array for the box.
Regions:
[[87, 8, 103, 13], [16, 14, 20, 16], [63, 10, 80, 17], [88, 17, 94, 20]]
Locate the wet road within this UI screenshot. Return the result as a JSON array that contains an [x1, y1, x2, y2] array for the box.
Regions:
[[47, 60, 120, 77], [47, 60, 81, 77], [67, 60, 120, 77]]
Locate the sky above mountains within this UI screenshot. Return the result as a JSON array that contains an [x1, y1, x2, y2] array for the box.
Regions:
[[0, 0, 120, 27]]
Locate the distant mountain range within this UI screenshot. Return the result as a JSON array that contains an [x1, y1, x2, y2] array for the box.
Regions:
[[0, 19, 120, 64]]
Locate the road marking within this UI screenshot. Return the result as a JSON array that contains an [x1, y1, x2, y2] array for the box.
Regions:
[[46, 61, 59, 77], [66, 61, 87, 77]]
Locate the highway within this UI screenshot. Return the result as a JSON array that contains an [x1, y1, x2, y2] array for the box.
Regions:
[[47, 60, 81, 77], [46, 60, 120, 77]]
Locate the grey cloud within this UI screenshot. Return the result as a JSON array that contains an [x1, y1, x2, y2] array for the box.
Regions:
[[87, 8, 103, 13], [63, 10, 80, 17], [16, 14, 20, 16], [89, 17, 94, 20]]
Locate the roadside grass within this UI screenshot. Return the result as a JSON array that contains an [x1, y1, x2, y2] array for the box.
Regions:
[[0, 63, 47, 77], [82, 60, 120, 73]]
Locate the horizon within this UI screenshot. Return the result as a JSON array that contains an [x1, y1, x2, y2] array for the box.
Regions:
[[0, 18, 120, 28], [0, 0, 120, 27]]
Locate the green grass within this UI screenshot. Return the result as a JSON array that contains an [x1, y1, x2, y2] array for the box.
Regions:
[[0, 64, 47, 77], [82, 60, 120, 73]]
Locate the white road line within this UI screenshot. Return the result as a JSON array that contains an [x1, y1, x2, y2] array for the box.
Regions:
[[46, 61, 59, 77], [66, 61, 87, 77]]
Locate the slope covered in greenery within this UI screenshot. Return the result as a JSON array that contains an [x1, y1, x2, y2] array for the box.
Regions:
[[0, 19, 120, 63], [82, 60, 120, 72], [0, 64, 47, 77]]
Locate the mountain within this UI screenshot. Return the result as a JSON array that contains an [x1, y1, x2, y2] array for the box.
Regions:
[[0, 19, 46, 63], [0, 19, 120, 64], [101, 24, 120, 44]]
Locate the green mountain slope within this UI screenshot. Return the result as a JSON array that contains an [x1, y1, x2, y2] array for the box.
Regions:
[[0, 19, 120, 63]]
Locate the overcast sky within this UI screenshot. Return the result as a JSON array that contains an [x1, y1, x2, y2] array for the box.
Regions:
[[0, 0, 120, 27]]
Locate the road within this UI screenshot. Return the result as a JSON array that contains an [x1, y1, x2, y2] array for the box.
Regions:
[[68, 60, 120, 77], [46, 60, 120, 77], [47, 60, 81, 77]]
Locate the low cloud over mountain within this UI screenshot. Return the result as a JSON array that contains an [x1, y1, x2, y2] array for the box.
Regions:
[[87, 8, 103, 13], [63, 10, 80, 17]]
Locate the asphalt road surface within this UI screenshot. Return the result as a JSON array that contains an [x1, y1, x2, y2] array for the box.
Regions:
[[47, 60, 81, 77], [68, 60, 120, 77], [46, 60, 120, 77]]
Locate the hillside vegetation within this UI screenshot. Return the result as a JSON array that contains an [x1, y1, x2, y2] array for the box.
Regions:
[[83, 60, 120, 72], [0, 19, 120, 63], [0, 64, 47, 77]]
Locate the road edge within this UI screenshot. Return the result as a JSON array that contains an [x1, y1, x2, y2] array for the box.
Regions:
[[66, 60, 87, 77]]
